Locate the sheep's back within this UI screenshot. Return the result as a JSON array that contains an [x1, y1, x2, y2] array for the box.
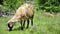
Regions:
[[14, 3, 34, 21]]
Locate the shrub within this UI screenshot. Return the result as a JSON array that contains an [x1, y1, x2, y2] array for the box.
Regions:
[[3, 0, 25, 12]]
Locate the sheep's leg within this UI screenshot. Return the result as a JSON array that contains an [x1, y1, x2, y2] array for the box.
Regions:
[[23, 21, 25, 28], [31, 16, 33, 26], [20, 21, 23, 30], [26, 20, 29, 29]]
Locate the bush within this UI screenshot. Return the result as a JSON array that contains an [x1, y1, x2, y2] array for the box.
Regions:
[[34, 0, 60, 13], [39, 5, 60, 13], [2, 0, 60, 13], [3, 0, 25, 12], [0, 5, 9, 16]]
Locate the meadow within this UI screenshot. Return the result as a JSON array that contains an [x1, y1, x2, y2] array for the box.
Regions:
[[0, 10, 60, 34]]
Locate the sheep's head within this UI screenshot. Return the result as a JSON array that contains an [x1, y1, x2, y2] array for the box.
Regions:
[[7, 22, 14, 31], [7, 16, 19, 31]]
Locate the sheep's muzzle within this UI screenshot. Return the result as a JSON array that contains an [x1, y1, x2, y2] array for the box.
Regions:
[[8, 22, 14, 31]]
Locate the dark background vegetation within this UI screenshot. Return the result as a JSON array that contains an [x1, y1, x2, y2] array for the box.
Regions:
[[0, 0, 60, 16]]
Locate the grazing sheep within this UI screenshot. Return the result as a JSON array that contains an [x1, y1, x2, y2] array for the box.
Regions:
[[7, 3, 34, 31]]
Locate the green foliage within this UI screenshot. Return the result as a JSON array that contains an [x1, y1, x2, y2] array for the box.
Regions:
[[45, 6, 60, 13], [34, 0, 60, 6], [1, 0, 60, 13], [3, 0, 25, 12], [34, 0, 60, 13], [0, 5, 8, 12]]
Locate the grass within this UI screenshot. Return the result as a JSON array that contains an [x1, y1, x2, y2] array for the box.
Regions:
[[0, 10, 60, 34]]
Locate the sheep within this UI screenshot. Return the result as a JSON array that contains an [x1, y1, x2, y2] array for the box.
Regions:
[[7, 3, 34, 31]]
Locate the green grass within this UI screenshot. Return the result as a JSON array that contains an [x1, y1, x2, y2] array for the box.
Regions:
[[0, 10, 60, 34]]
